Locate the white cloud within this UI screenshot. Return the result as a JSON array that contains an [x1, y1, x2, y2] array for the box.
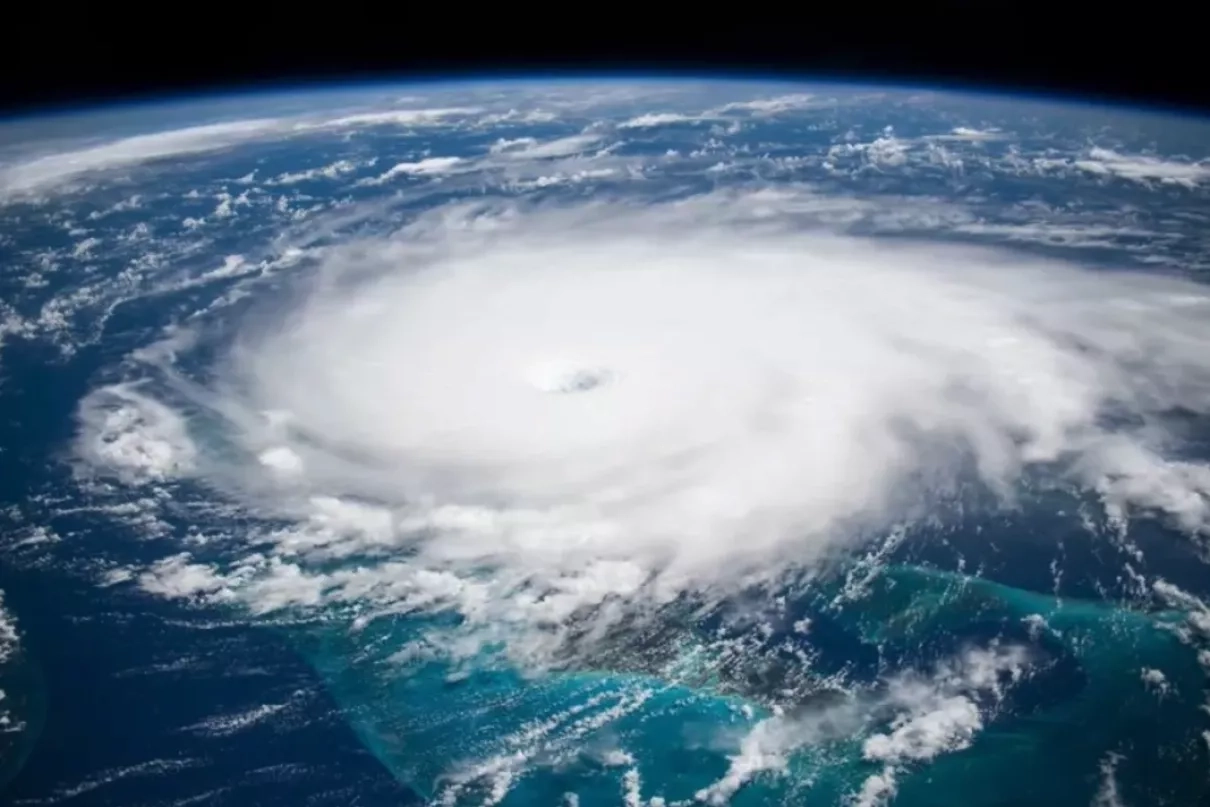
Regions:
[[72, 237, 102, 258], [46, 758, 203, 800], [691, 643, 1029, 806], [199, 254, 249, 280], [695, 716, 802, 805], [75, 384, 197, 483], [852, 767, 898, 807], [271, 159, 363, 185], [259, 445, 304, 475], [0, 304, 34, 371], [1140, 667, 1171, 697], [926, 126, 1005, 142], [864, 644, 1027, 765], [138, 554, 231, 599], [476, 108, 559, 126], [1093, 752, 1129, 807], [714, 93, 818, 115], [212, 189, 251, 219], [0, 90, 824, 203], [0, 590, 18, 735], [0, 592, 17, 666], [180, 700, 292, 737], [864, 694, 982, 763], [866, 135, 911, 167], [845, 643, 1029, 805], [1081, 438, 1210, 536], [1151, 579, 1210, 645], [827, 133, 915, 168], [489, 137, 538, 154], [0, 118, 286, 198], [607, 92, 829, 132], [425, 683, 654, 805], [1074, 147, 1210, 187], [0, 105, 477, 200], [495, 134, 603, 160], [360, 156, 464, 185], [513, 168, 618, 189], [618, 112, 704, 129], [952, 221, 1154, 249]]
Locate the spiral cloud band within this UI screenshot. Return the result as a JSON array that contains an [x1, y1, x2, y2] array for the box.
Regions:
[[132, 192, 1210, 634]]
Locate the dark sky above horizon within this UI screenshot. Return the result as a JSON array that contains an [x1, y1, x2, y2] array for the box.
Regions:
[[1, 11, 1205, 119]]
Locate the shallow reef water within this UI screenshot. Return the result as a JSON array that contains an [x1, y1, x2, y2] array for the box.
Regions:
[[276, 555, 1210, 806]]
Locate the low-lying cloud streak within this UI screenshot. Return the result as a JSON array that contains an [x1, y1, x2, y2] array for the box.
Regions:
[[0, 119, 287, 198]]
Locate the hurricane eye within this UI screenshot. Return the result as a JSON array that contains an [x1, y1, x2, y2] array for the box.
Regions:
[[526, 362, 614, 394]]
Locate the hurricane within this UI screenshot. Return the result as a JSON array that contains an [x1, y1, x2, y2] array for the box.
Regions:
[[78, 191, 1210, 805], [3, 80, 1210, 807]]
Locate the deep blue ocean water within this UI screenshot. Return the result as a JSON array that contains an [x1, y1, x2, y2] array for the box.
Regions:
[[0, 337, 417, 805]]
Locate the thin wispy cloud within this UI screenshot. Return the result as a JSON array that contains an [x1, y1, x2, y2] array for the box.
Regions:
[[1074, 147, 1210, 187], [0, 118, 287, 198]]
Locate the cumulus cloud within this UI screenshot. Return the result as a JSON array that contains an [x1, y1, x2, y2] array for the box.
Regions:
[[694, 643, 1029, 805], [270, 158, 364, 185], [307, 107, 482, 129], [1093, 752, 1129, 807], [75, 383, 197, 484], [827, 132, 915, 169], [0, 592, 17, 666], [863, 644, 1027, 765], [102, 190, 1210, 661], [0, 592, 21, 735], [714, 93, 819, 115], [865, 135, 912, 167], [360, 156, 465, 185]]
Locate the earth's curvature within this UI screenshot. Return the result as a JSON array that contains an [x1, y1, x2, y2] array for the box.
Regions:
[[1, 78, 1210, 806]]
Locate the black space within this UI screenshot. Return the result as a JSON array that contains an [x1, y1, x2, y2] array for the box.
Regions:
[[0, 11, 1206, 118]]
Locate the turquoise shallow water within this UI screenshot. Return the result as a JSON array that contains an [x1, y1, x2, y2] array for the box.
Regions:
[[854, 568, 1208, 806], [283, 563, 1210, 806]]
